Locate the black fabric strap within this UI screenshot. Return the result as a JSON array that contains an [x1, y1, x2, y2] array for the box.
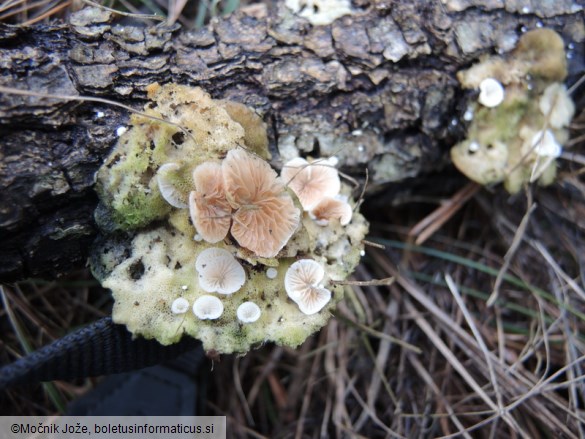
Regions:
[[0, 317, 202, 389]]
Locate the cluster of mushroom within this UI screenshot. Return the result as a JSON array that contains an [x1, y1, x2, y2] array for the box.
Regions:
[[93, 83, 369, 353], [450, 29, 576, 193], [172, 245, 333, 322], [281, 157, 352, 226], [157, 150, 347, 317], [158, 148, 300, 259], [186, 248, 260, 322]]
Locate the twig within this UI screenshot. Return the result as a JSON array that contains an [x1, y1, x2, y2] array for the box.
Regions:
[[0, 85, 196, 143], [445, 273, 506, 417], [82, 0, 165, 21], [487, 191, 536, 307]]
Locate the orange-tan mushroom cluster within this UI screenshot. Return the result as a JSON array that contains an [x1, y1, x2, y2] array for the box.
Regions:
[[281, 157, 352, 226], [159, 148, 301, 259], [93, 83, 369, 354]]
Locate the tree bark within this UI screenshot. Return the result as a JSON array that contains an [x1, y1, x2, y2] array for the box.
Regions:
[[0, 0, 583, 281]]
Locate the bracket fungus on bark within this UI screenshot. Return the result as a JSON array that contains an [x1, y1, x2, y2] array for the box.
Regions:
[[91, 83, 368, 354], [450, 28, 576, 194]]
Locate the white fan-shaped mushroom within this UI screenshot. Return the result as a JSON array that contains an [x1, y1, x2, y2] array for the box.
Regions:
[[192, 295, 224, 320], [285, 259, 331, 314], [478, 78, 505, 108], [296, 287, 332, 315], [196, 247, 232, 272], [531, 130, 562, 157], [285, 259, 325, 300], [156, 162, 188, 208], [237, 301, 262, 323], [171, 297, 190, 314], [196, 247, 246, 295]]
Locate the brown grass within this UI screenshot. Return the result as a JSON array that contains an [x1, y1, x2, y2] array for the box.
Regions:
[[1, 2, 585, 437]]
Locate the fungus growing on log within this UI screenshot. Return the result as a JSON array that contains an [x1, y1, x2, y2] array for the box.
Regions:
[[92, 84, 368, 354]]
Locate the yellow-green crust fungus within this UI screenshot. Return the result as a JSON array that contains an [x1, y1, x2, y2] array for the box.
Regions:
[[451, 29, 575, 194], [92, 83, 368, 354]]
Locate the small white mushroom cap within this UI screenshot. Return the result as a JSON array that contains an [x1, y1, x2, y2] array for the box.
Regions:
[[531, 130, 562, 157], [171, 297, 190, 314], [478, 78, 505, 108], [196, 247, 246, 295], [237, 301, 262, 323], [192, 295, 224, 320], [281, 157, 341, 211], [157, 162, 188, 208], [266, 267, 278, 279], [539, 83, 575, 129], [285, 259, 331, 315]]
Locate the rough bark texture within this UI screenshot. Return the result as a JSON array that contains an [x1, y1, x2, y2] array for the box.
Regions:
[[0, 0, 584, 281]]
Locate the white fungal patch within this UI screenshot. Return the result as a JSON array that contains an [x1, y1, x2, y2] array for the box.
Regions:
[[237, 301, 261, 323], [285, 0, 354, 26], [171, 297, 190, 314], [266, 267, 278, 279], [96, 111, 105, 118], [116, 126, 128, 136], [192, 295, 224, 320], [478, 78, 505, 108]]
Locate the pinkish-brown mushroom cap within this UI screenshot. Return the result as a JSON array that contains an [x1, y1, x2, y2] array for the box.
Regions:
[[223, 149, 300, 258], [311, 196, 353, 226], [281, 157, 341, 211], [189, 162, 232, 243]]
